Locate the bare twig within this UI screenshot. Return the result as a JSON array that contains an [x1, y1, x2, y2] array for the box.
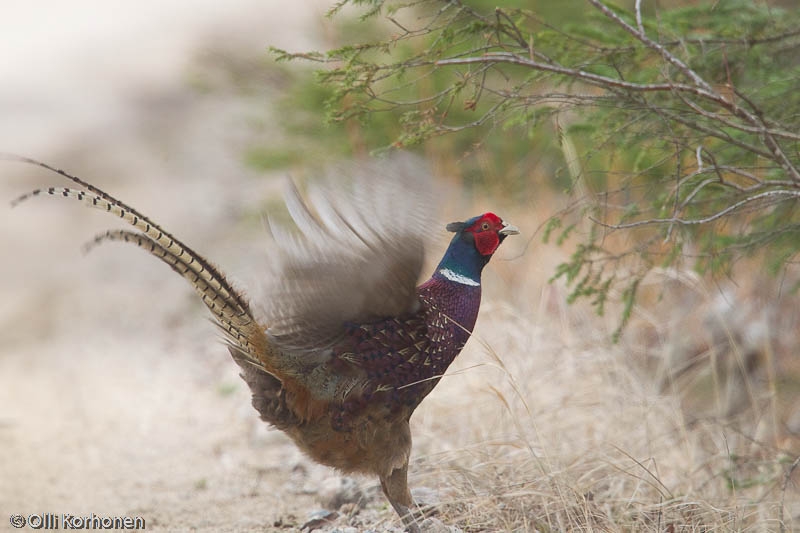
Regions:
[[587, 0, 712, 92], [591, 189, 800, 229], [436, 53, 719, 99], [634, 0, 645, 36]]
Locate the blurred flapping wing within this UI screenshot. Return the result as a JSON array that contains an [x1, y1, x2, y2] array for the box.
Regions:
[[263, 153, 436, 350]]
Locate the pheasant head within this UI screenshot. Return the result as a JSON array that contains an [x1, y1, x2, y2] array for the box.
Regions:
[[435, 212, 519, 287]]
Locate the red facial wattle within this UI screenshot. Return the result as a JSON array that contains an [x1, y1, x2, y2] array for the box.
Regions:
[[473, 230, 500, 256], [467, 212, 504, 256]]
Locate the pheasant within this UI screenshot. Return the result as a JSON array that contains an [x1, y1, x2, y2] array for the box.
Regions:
[[10, 154, 518, 532]]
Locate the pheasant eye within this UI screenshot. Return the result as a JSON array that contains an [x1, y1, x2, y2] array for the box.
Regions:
[[480, 222, 490, 231]]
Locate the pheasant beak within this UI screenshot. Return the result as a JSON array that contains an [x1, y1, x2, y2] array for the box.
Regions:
[[499, 222, 520, 236]]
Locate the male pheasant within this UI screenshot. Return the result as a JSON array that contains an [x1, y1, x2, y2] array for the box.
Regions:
[[10, 154, 518, 532]]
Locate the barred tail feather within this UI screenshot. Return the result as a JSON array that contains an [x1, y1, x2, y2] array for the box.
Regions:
[[86, 229, 270, 369], [13, 185, 249, 315], [7, 155, 275, 373], [7, 155, 249, 314]]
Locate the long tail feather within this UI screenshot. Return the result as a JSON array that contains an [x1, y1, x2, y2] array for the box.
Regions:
[[7, 155, 249, 314], [7, 155, 274, 370], [13, 187, 250, 316], [85, 229, 266, 365]]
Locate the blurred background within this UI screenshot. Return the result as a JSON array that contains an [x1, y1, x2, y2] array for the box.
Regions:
[[1, 0, 799, 531]]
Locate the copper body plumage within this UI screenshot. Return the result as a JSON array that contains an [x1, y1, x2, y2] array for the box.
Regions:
[[12, 154, 518, 532]]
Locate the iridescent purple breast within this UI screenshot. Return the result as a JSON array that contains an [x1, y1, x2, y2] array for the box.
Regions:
[[329, 275, 482, 429]]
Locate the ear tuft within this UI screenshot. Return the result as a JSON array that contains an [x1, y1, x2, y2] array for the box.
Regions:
[[446, 222, 465, 233]]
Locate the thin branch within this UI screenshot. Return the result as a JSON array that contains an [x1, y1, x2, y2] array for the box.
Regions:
[[435, 99, 508, 133], [591, 189, 800, 229], [674, 90, 800, 142], [679, 177, 721, 209], [435, 53, 719, 99], [587, 0, 712, 92], [495, 8, 530, 51], [589, 29, 800, 54], [649, 106, 775, 161], [634, 0, 645, 36]]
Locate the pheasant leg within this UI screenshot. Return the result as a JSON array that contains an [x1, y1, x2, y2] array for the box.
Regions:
[[381, 462, 425, 533]]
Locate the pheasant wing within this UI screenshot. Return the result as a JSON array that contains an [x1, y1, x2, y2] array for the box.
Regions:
[[263, 153, 436, 350]]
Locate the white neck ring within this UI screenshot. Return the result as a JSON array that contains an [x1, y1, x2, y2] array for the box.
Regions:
[[439, 268, 480, 286]]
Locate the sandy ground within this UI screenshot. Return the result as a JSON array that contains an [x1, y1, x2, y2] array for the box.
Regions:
[[0, 2, 414, 531]]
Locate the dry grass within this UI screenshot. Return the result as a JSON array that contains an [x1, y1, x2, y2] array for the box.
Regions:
[[398, 203, 800, 532]]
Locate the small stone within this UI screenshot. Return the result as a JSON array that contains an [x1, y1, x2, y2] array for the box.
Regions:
[[419, 517, 463, 533], [318, 476, 368, 510], [301, 509, 338, 530]]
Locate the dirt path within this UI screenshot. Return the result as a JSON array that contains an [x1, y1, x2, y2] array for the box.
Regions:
[[0, 3, 412, 531]]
